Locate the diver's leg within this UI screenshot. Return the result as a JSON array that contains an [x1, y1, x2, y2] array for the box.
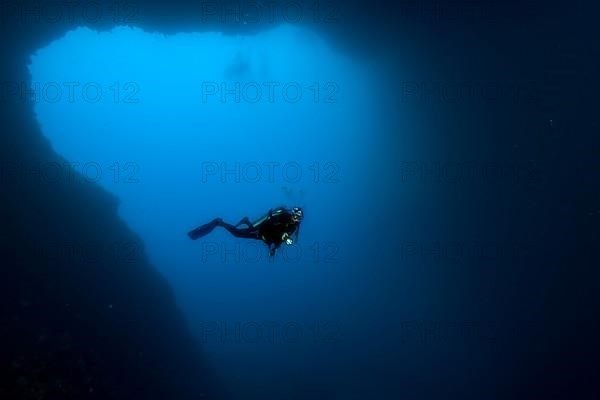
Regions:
[[234, 217, 255, 229], [219, 221, 260, 240], [269, 242, 282, 257], [187, 218, 223, 240]]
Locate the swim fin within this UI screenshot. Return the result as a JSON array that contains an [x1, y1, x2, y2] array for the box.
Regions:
[[187, 218, 222, 240]]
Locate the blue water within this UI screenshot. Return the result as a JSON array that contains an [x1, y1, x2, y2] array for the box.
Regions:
[[7, 2, 599, 398], [28, 25, 407, 398]]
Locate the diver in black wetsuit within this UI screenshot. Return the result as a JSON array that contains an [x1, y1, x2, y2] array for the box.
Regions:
[[188, 206, 303, 256]]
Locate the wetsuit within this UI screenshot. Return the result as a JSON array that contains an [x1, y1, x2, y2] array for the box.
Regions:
[[188, 207, 301, 256]]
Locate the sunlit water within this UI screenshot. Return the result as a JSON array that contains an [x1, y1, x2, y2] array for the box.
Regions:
[[28, 24, 398, 398]]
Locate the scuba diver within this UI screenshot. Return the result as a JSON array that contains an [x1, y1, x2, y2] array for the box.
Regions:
[[188, 206, 304, 256]]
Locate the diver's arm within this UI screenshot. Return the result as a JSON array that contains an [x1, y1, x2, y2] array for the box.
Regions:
[[282, 232, 293, 245]]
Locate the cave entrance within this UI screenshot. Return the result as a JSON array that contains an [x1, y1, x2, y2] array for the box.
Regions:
[[28, 23, 377, 398]]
